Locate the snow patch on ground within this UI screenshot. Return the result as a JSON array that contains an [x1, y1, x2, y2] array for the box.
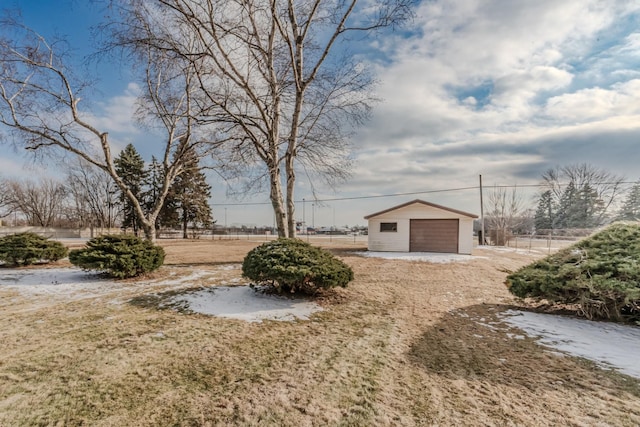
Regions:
[[169, 286, 322, 323], [355, 251, 485, 263], [216, 264, 241, 270], [0, 267, 321, 323], [0, 268, 122, 299], [0, 267, 208, 300], [501, 310, 640, 379], [1, 268, 104, 287]]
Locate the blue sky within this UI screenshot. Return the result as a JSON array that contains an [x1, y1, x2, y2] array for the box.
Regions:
[[2, 0, 640, 227]]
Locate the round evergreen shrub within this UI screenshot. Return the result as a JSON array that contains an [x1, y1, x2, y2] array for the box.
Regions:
[[0, 232, 68, 267], [506, 223, 640, 322], [69, 234, 165, 278], [242, 238, 354, 295]]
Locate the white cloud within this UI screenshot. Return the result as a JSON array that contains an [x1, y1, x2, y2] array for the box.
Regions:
[[90, 82, 142, 136], [543, 79, 640, 122], [491, 66, 573, 106], [407, 0, 618, 77], [0, 156, 32, 178]]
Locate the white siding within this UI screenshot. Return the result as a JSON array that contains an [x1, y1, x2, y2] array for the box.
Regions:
[[367, 203, 475, 254], [458, 218, 474, 254], [368, 218, 410, 251]]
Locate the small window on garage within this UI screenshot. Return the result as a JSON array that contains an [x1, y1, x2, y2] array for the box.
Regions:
[[380, 222, 397, 232]]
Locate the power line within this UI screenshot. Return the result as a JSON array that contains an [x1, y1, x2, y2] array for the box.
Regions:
[[211, 181, 639, 207], [211, 185, 479, 206]]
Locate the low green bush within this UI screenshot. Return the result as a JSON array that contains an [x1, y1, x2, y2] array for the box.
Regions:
[[506, 223, 640, 322], [69, 234, 165, 278], [0, 232, 68, 267], [242, 238, 354, 294]]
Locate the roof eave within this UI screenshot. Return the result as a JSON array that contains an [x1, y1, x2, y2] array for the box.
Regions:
[[364, 199, 478, 220]]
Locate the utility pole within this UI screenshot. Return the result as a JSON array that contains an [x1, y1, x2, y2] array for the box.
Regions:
[[479, 174, 485, 245], [302, 198, 306, 239]]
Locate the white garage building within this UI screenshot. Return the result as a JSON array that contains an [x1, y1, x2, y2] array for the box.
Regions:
[[364, 199, 478, 254]]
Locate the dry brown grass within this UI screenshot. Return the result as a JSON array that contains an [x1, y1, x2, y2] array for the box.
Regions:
[[0, 240, 639, 426]]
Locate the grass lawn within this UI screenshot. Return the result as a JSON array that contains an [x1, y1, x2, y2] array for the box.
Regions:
[[0, 239, 639, 426]]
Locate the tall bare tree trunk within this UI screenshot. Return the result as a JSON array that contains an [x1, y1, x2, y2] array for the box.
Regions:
[[285, 154, 296, 238], [269, 164, 288, 237], [141, 217, 157, 242]]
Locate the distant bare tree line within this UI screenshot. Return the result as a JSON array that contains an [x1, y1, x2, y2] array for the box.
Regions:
[[0, 149, 213, 237], [483, 163, 636, 246], [0, 161, 119, 228]]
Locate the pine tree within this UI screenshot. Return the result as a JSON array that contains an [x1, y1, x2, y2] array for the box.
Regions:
[[114, 144, 147, 235], [540, 164, 624, 230], [171, 144, 213, 238], [143, 156, 163, 215], [143, 156, 178, 230], [534, 190, 554, 231], [555, 181, 603, 229], [578, 183, 601, 228], [617, 182, 640, 221], [555, 181, 577, 229]]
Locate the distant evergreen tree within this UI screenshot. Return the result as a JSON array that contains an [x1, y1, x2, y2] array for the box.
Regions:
[[540, 164, 624, 230], [114, 144, 147, 235], [617, 182, 640, 221], [170, 143, 213, 238], [555, 181, 577, 229], [555, 181, 602, 229], [143, 156, 178, 230], [143, 156, 163, 216], [578, 183, 602, 228], [534, 190, 554, 231]]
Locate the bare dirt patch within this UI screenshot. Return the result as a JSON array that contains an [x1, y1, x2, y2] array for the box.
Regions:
[[0, 241, 639, 426]]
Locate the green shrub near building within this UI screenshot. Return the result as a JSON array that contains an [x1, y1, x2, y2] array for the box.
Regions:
[[242, 238, 354, 295], [506, 223, 640, 322], [0, 232, 68, 267], [69, 234, 165, 278]]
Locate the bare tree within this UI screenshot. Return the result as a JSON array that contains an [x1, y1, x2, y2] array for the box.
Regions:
[[65, 159, 121, 230], [486, 186, 526, 246], [0, 177, 13, 219], [4, 178, 67, 227], [110, 0, 412, 237], [541, 163, 624, 228], [0, 18, 220, 241]]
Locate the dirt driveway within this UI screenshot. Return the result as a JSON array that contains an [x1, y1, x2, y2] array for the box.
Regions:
[[0, 240, 638, 426]]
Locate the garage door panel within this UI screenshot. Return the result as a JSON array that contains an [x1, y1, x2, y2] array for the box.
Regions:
[[410, 219, 458, 253]]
